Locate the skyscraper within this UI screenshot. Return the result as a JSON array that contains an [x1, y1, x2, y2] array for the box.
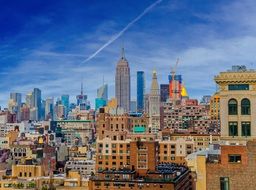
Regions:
[[76, 82, 90, 110], [97, 84, 108, 101], [26, 93, 33, 108], [160, 84, 169, 102], [148, 71, 160, 133], [10, 93, 22, 106], [45, 98, 54, 120], [149, 71, 160, 116], [169, 74, 182, 102], [61, 95, 69, 118], [32, 88, 41, 120], [137, 71, 145, 113], [95, 84, 108, 111], [9, 92, 22, 121], [115, 48, 130, 112]]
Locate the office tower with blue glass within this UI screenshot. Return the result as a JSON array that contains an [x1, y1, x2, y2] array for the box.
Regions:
[[95, 84, 108, 110], [61, 94, 70, 118], [137, 71, 145, 113]]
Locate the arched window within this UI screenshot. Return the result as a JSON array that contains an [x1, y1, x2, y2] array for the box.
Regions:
[[228, 99, 238, 115], [241, 98, 250, 115]]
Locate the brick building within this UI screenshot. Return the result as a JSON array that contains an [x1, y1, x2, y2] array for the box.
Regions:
[[92, 109, 194, 189], [161, 99, 219, 134], [206, 140, 256, 190]]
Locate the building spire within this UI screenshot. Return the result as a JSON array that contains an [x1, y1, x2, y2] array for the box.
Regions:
[[121, 40, 125, 59], [81, 81, 84, 96], [150, 70, 159, 95]]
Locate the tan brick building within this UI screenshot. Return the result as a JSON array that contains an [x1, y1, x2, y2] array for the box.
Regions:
[[92, 110, 194, 190], [215, 65, 256, 142]]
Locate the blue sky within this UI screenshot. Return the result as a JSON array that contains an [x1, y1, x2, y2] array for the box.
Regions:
[[1, 0, 256, 108]]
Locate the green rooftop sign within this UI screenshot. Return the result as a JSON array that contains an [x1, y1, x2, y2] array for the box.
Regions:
[[133, 125, 146, 133]]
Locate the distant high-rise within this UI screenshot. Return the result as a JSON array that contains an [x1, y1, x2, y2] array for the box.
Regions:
[[61, 95, 69, 118], [95, 84, 108, 111], [10, 93, 22, 106], [149, 71, 160, 116], [97, 84, 108, 102], [149, 71, 160, 133], [169, 73, 182, 101], [45, 98, 54, 120], [115, 48, 130, 112], [9, 92, 22, 121], [26, 93, 33, 108], [32, 88, 42, 120], [137, 71, 145, 113], [200, 95, 211, 105], [160, 84, 169, 102], [76, 82, 90, 110]]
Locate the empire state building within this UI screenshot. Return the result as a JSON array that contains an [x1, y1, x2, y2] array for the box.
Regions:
[[115, 48, 130, 112]]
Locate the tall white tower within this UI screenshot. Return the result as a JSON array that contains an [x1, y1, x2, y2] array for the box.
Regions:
[[149, 70, 160, 133]]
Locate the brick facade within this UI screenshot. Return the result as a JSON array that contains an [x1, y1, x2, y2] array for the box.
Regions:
[[206, 140, 256, 190]]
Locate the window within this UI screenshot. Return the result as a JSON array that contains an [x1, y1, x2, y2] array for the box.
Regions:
[[229, 122, 238, 136], [242, 122, 251, 136], [228, 99, 237, 115], [228, 84, 249, 90], [228, 154, 241, 163], [241, 98, 250, 115], [220, 177, 229, 190]]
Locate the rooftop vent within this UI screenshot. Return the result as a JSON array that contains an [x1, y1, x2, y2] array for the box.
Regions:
[[231, 65, 247, 72]]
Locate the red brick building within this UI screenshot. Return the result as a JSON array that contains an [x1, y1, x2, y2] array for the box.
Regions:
[[206, 140, 256, 190]]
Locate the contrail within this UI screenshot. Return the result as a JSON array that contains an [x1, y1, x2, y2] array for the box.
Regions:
[[82, 0, 163, 63]]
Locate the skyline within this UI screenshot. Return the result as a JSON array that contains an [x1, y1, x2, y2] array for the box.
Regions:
[[1, 0, 256, 108]]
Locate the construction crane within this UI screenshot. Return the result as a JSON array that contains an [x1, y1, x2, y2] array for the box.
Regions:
[[170, 58, 180, 103]]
